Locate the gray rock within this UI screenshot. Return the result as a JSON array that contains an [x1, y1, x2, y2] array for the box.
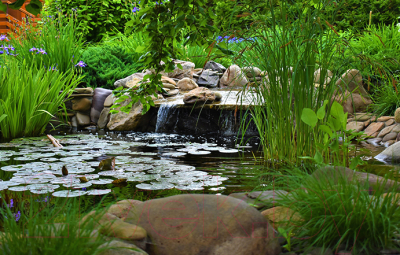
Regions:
[[183, 87, 216, 104], [160, 60, 195, 79], [220, 65, 248, 87], [91, 88, 112, 124], [376, 141, 400, 163], [74, 87, 94, 94], [97, 240, 148, 255], [124, 194, 281, 255], [197, 69, 220, 88], [114, 73, 147, 89], [98, 108, 111, 129], [242, 66, 262, 78], [229, 190, 288, 208], [104, 94, 114, 107], [76, 112, 91, 126], [204, 61, 226, 73]]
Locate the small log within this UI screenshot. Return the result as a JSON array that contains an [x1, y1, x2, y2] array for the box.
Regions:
[[46, 134, 63, 148]]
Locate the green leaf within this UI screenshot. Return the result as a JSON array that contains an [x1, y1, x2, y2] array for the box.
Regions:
[[301, 108, 318, 128], [8, 0, 26, 9], [316, 100, 328, 120], [318, 124, 333, 138], [135, 45, 146, 53], [0, 114, 7, 124], [313, 150, 323, 164], [0, 3, 6, 13], [330, 101, 344, 122]]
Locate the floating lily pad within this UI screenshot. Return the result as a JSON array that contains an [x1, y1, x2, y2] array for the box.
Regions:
[[219, 149, 239, 153], [188, 150, 211, 155], [52, 190, 87, 197], [91, 179, 113, 185], [64, 182, 92, 189], [161, 152, 187, 157], [136, 182, 174, 190], [87, 189, 112, 195], [8, 186, 29, 191], [127, 174, 161, 182]]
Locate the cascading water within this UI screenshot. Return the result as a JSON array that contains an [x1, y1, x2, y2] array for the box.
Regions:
[[155, 104, 178, 133]]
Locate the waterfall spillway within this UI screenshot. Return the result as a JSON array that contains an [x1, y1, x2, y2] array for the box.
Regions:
[[155, 104, 178, 133]]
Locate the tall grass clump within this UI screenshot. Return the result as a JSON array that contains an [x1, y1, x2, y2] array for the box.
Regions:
[[8, 13, 85, 72], [237, 0, 342, 165], [0, 192, 110, 255], [267, 167, 400, 254], [0, 59, 81, 141]]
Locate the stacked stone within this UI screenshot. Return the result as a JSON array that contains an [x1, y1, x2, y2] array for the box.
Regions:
[[68, 88, 94, 127], [346, 113, 400, 147]]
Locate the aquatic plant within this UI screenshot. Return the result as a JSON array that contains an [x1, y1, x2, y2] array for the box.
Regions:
[[237, 0, 341, 165]]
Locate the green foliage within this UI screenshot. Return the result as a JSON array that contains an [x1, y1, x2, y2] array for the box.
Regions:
[[46, 0, 134, 43], [0, 59, 81, 141], [0, 0, 42, 15], [114, 0, 219, 114], [8, 13, 85, 73], [273, 168, 400, 254], [0, 193, 111, 255], [371, 78, 400, 116], [301, 101, 365, 167], [79, 44, 142, 89], [237, 0, 340, 165]]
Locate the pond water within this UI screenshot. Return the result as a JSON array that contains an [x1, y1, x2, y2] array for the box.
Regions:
[[0, 132, 265, 200]]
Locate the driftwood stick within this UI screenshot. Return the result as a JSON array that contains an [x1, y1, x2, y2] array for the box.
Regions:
[[46, 134, 63, 148]]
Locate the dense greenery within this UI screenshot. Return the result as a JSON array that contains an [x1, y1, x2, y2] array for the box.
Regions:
[[45, 0, 134, 42]]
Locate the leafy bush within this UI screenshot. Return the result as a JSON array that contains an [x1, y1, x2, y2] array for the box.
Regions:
[[79, 43, 142, 89], [46, 0, 135, 42], [0, 59, 81, 141]]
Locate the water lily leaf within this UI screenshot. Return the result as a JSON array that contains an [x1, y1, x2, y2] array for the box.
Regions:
[[52, 190, 87, 197]]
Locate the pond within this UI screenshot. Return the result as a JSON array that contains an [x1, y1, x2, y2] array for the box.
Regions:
[[0, 131, 266, 203]]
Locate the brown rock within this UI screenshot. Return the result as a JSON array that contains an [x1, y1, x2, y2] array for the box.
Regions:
[[160, 60, 195, 79], [384, 140, 396, 147], [383, 132, 398, 142], [183, 87, 216, 104], [176, 78, 198, 90], [114, 73, 147, 88], [378, 125, 395, 138], [220, 65, 248, 87], [332, 91, 372, 114], [163, 89, 179, 97], [100, 219, 147, 241], [261, 206, 302, 229], [346, 121, 364, 132], [104, 94, 114, 107], [377, 116, 392, 122], [76, 112, 91, 126], [386, 119, 395, 126], [161, 76, 176, 86], [395, 108, 400, 123], [124, 194, 281, 255], [71, 97, 92, 111], [126, 78, 142, 89], [364, 119, 371, 127], [162, 83, 176, 90], [107, 100, 151, 131], [314, 68, 333, 85], [336, 69, 368, 96], [107, 199, 143, 219], [364, 122, 385, 137], [74, 87, 93, 94], [354, 112, 374, 121]]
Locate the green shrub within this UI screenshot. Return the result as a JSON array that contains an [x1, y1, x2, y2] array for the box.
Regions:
[[79, 43, 142, 89], [46, 0, 135, 43]]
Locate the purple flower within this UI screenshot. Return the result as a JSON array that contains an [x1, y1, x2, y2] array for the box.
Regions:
[[8, 45, 14, 51], [0, 35, 8, 41], [132, 7, 139, 13], [9, 199, 13, 208], [75, 61, 87, 67], [15, 211, 21, 221], [82, 188, 87, 191], [37, 48, 47, 54], [29, 47, 37, 52]]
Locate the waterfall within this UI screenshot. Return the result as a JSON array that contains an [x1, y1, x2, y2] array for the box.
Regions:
[[155, 104, 177, 133]]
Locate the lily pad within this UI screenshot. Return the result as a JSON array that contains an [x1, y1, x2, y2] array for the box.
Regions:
[[52, 190, 87, 197], [87, 189, 112, 195]]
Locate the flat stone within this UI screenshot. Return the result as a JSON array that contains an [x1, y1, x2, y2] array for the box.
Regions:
[[161, 76, 176, 86], [70, 93, 93, 97], [364, 119, 372, 126], [391, 124, 400, 133], [177, 78, 198, 90], [163, 89, 179, 97], [383, 140, 396, 147], [378, 125, 395, 138], [377, 116, 392, 122], [385, 119, 395, 126], [71, 97, 92, 112], [97, 108, 111, 129], [364, 122, 385, 136], [74, 87, 93, 94], [354, 113, 374, 121], [346, 121, 364, 132], [229, 190, 288, 208], [104, 94, 114, 107], [162, 83, 176, 90], [383, 132, 398, 142], [76, 112, 90, 126]]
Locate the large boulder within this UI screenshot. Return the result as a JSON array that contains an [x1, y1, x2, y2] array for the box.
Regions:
[[114, 72, 148, 89], [160, 60, 195, 79], [176, 78, 198, 91], [204, 61, 226, 73], [220, 65, 248, 87], [197, 70, 220, 88], [91, 88, 112, 123], [107, 98, 151, 131], [332, 90, 372, 113], [124, 194, 281, 255], [376, 141, 400, 163], [71, 97, 92, 112], [183, 87, 216, 104], [336, 69, 368, 96]]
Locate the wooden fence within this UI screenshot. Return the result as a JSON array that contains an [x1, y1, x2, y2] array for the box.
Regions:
[[0, 0, 42, 35]]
